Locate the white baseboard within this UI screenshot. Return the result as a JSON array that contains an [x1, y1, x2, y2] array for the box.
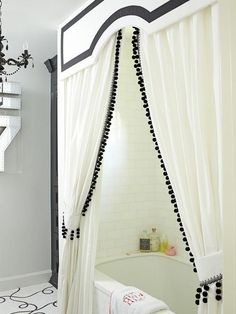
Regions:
[[0, 270, 52, 292]]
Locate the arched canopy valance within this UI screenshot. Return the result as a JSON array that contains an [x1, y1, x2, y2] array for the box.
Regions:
[[59, 0, 216, 79]]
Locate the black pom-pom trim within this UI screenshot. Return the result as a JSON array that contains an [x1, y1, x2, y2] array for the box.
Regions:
[[216, 295, 222, 301], [215, 280, 223, 302], [204, 285, 210, 291], [61, 30, 122, 240], [195, 300, 200, 306], [131, 27, 196, 274]]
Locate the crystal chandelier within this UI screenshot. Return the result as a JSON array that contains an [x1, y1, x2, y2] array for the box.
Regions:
[[0, 0, 34, 81]]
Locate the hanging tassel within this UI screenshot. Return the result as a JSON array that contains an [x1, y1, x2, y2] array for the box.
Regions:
[[195, 285, 209, 305], [202, 285, 209, 304], [62, 214, 68, 239], [195, 278, 223, 306], [70, 230, 74, 240], [215, 280, 222, 301], [195, 286, 202, 305]]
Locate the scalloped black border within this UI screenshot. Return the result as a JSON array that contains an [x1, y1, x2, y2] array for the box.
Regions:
[[61, 0, 190, 72]]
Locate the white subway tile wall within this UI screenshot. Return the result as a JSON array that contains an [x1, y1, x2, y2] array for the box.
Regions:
[[95, 28, 188, 262]]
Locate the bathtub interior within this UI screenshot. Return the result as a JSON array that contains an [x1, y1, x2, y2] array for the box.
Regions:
[[95, 254, 198, 314]]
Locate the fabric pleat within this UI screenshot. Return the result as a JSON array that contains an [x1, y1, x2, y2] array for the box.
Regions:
[[141, 4, 223, 313], [58, 34, 116, 314]]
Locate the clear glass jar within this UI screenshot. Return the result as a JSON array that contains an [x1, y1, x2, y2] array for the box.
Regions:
[[150, 227, 160, 252]]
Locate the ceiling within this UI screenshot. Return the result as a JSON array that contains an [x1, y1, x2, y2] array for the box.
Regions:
[[2, 0, 87, 61], [5, 0, 87, 30]]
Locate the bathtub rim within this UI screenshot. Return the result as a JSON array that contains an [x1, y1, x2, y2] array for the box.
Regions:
[[94, 252, 193, 296], [94, 269, 125, 296], [95, 252, 191, 268]]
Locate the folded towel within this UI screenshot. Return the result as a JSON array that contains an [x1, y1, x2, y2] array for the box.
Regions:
[[110, 286, 169, 314]]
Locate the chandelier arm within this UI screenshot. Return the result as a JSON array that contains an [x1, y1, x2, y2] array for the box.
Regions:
[[0, 0, 33, 79], [6, 58, 21, 66], [0, 57, 6, 65]]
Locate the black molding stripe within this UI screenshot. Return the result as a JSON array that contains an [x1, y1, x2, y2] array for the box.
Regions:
[[61, 0, 190, 72]]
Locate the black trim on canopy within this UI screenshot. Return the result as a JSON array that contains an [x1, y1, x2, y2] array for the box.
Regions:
[[61, 0, 190, 72]]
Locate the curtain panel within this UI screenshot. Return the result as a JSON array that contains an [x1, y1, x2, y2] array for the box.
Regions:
[[140, 5, 223, 314], [58, 34, 117, 314]]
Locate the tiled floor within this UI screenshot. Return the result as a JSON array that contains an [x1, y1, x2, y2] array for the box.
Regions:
[[0, 283, 57, 314]]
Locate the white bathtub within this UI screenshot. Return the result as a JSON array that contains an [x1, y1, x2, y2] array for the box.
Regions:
[[93, 253, 198, 314]]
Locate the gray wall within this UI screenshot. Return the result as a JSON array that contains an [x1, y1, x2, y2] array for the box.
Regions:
[[0, 0, 89, 290], [0, 3, 56, 290], [0, 62, 51, 288]]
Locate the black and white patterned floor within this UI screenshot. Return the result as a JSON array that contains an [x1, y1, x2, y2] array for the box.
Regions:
[[0, 283, 57, 314]]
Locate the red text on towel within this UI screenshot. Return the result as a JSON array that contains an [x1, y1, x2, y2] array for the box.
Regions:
[[123, 291, 145, 306]]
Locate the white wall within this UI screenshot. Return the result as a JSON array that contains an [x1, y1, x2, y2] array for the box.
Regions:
[[0, 71, 51, 291], [220, 0, 236, 312], [95, 28, 188, 262]]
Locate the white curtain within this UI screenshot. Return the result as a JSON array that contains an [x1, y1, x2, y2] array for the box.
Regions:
[[58, 34, 116, 314], [141, 5, 223, 314]]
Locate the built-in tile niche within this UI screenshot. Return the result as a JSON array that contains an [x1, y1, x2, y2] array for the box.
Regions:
[[95, 29, 188, 262]]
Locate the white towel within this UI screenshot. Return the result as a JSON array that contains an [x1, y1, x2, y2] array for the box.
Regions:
[[110, 286, 169, 314]]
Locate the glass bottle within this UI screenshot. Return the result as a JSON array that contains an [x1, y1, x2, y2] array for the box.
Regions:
[[159, 234, 168, 253], [139, 230, 150, 252], [150, 227, 160, 252]]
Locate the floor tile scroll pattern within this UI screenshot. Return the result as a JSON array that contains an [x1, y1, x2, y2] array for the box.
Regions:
[[0, 283, 57, 314]]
